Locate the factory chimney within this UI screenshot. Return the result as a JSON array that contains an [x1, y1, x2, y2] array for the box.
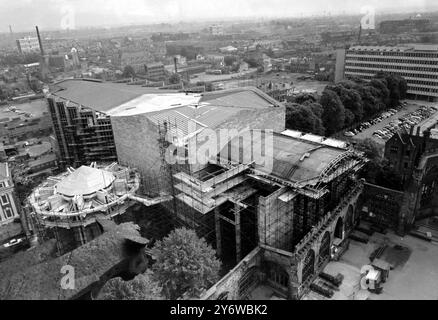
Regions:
[[35, 26, 45, 56], [174, 56, 178, 74]]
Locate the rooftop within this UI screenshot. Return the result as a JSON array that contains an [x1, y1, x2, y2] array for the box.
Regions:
[[28, 153, 57, 169], [348, 44, 438, 53], [29, 163, 140, 219], [109, 87, 282, 138], [56, 166, 115, 197], [222, 132, 363, 186], [49, 79, 179, 113]]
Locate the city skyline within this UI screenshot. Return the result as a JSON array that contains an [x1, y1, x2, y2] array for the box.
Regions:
[[1, 0, 437, 33]]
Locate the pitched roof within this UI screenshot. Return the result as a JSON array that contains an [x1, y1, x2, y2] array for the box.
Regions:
[[55, 166, 115, 197]]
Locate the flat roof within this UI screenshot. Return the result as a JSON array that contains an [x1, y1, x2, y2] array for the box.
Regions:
[[49, 79, 179, 113], [349, 44, 438, 52]]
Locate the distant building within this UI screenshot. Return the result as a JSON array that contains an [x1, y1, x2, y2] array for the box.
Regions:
[[334, 49, 346, 83], [26, 153, 58, 175], [145, 62, 166, 81], [209, 25, 224, 36], [120, 50, 152, 74], [380, 19, 431, 34], [344, 44, 438, 102], [16, 37, 40, 54], [263, 55, 272, 73], [0, 101, 53, 145], [0, 163, 20, 226], [219, 46, 238, 54], [206, 54, 225, 66]]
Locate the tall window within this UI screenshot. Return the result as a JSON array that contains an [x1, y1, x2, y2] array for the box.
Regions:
[[5, 207, 13, 219], [1, 194, 9, 205]]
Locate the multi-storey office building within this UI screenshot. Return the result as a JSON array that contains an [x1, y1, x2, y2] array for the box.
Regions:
[[343, 44, 438, 102], [46, 79, 173, 168], [16, 37, 40, 54], [0, 163, 20, 226]]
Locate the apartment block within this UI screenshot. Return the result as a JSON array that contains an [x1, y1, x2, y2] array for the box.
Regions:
[[344, 44, 438, 102]]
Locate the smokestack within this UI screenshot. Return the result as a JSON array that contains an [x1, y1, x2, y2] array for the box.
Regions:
[[35, 26, 45, 56], [9, 25, 13, 35], [174, 57, 178, 74]]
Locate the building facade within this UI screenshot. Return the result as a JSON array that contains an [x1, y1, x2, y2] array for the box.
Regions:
[[145, 63, 166, 81], [344, 45, 438, 102], [16, 37, 40, 54], [0, 163, 20, 226]]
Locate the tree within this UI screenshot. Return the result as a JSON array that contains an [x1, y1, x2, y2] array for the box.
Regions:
[[169, 73, 181, 85], [374, 72, 407, 107], [320, 89, 345, 135], [98, 271, 164, 300], [328, 84, 364, 123], [355, 138, 382, 160], [152, 228, 221, 300], [286, 103, 325, 135], [122, 65, 136, 78], [244, 57, 261, 69], [224, 56, 237, 67]]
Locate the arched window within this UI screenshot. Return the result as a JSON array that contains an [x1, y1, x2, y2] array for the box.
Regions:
[[334, 217, 344, 240]]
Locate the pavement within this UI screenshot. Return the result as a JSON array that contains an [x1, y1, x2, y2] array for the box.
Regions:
[[306, 231, 438, 300], [351, 101, 426, 146]]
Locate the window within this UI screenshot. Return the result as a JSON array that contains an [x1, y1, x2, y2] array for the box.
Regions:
[[0, 182, 5, 188], [1, 194, 9, 205], [5, 207, 13, 219]]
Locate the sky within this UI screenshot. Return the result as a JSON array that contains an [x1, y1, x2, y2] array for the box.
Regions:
[[0, 0, 436, 32]]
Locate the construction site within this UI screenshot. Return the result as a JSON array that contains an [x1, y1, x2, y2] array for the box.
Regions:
[[27, 162, 171, 254], [24, 84, 372, 299]]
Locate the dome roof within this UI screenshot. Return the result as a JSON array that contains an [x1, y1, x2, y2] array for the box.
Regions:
[[56, 166, 115, 197]]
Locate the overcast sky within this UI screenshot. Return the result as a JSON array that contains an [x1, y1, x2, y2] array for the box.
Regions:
[[1, 0, 436, 32]]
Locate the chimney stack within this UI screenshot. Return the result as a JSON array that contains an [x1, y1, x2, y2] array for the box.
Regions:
[[174, 57, 178, 74], [35, 26, 45, 56]]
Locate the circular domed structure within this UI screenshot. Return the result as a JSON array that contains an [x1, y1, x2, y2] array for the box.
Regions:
[[55, 166, 115, 199]]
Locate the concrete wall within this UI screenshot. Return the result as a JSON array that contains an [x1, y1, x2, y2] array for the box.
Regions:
[[111, 114, 163, 196], [201, 247, 263, 300], [258, 188, 294, 252]]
